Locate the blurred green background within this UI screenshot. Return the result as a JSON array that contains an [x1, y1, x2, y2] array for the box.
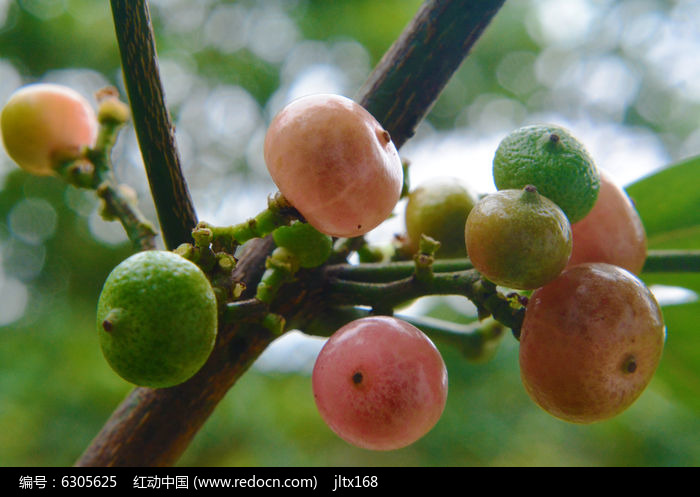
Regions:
[[0, 0, 698, 467]]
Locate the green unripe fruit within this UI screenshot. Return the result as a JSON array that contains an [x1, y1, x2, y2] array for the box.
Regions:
[[1, 83, 98, 176], [493, 124, 600, 223], [272, 221, 333, 268], [405, 179, 477, 258], [96, 251, 218, 388], [465, 186, 572, 290]]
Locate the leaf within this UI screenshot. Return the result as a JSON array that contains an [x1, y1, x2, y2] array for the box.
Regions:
[[649, 298, 700, 413], [628, 157, 700, 412], [626, 156, 700, 249]]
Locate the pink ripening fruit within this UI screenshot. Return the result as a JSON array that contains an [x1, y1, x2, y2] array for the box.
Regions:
[[567, 170, 647, 274], [312, 316, 448, 451], [1, 83, 98, 176], [263, 94, 403, 237]]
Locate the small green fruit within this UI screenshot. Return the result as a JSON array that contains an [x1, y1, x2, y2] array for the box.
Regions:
[[96, 250, 218, 388], [493, 124, 600, 223], [272, 221, 333, 268], [465, 186, 572, 290], [1, 83, 97, 176]]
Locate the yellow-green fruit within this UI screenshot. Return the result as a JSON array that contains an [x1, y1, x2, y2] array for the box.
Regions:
[[493, 124, 600, 223], [96, 251, 218, 388], [465, 186, 572, 290], [1, 83, 97, 176], [405, 179, 477, 258]]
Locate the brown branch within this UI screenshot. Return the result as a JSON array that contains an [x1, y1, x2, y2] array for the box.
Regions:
[[77, 0, 507, 467], [110, 0, 197, 249], [358, 0, 506, 148]]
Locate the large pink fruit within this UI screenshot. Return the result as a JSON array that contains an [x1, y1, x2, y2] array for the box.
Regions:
[[312, 316, 448, 450], [264, 94, 403, 237], [1, 83, 97, 176]]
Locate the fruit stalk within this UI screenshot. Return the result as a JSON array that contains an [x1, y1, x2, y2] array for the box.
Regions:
[[95, 183, 157, 251], [302, 306, 505, 362], [325, 269, 525, 334], [325, 258, 473, 282], [198, 194, 300, 253]]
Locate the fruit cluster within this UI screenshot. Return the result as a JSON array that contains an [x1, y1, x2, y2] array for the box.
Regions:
[[455, 124, 662, 423], [403, 124, 664, 424], [0, 85, 666, 451]]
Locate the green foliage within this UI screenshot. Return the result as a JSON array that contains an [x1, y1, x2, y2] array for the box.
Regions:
[[627, 158, 700, 416], [628, 157, 700, 250]]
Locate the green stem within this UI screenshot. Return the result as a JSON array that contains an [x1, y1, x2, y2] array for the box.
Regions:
[[64, 98, 158, 251], [95, 183, 157, 251], [326, 258, 473, 282], [642, 250, 700, 273], [223, 298, 268, 324], [327, 249, 700, 284], [403, 314, 506, 362], [255, 247, 300, 304], [327, 269, 525, 334], [303, 306, 505, 362], [413, 235, 441, 284], [200, 193, 300, 253]]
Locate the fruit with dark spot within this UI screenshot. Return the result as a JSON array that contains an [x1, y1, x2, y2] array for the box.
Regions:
[[96, 251, 218, 388], [519, 262, 665, 423], [264, 94, 403, 237], [312, 316, 448, 450]]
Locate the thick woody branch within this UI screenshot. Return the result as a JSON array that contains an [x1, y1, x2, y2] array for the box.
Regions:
[[358, 0, 506, 148], [110, 0, 197, 249]]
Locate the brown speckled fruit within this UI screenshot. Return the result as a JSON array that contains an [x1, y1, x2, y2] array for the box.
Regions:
[[519, 263, 665, 423]]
